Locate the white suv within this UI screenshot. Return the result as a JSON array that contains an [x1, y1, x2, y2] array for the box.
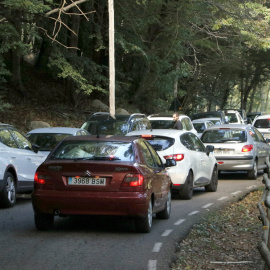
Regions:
[[147, 114, 198, 135], [0, 124, 46, 207], [126, 129, 217, 200]]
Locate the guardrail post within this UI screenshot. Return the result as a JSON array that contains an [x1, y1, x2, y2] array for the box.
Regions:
[[258, 158, 270, 270]]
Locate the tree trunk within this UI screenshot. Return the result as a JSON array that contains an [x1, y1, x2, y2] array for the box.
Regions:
[[64, 8, 81, 105], [11, 48, 24, 95], [248, 88, 256, 113], [10, 16, 25, 96]]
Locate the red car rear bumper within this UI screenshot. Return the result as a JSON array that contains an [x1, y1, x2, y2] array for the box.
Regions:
[[32, 190, 150, 217]]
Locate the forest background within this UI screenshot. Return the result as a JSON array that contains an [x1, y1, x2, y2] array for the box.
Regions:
[[1, 0, 270, 123]]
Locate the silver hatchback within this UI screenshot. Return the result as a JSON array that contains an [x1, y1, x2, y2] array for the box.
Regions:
[[200, 124, 270, 179]]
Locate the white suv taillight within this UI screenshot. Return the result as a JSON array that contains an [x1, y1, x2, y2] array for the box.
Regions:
[[164, 154, 184, 161]]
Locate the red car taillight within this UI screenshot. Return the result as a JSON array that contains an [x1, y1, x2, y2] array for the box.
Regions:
[[242, 144, 253, 152], [164, 154, 184, 161], [121, 174, 144, 187], [34, 172, 54, 189]]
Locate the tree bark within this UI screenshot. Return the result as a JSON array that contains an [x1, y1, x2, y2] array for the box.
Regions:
[[10, 15, 25, 95], [64, 7, 81, 105]]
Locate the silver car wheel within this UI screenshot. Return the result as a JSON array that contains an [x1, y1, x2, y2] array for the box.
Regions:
[[7, 176, 16, 204], [0, 172, 16, 208], [147, 200, 153, 228], [248, 160, 258, 179]]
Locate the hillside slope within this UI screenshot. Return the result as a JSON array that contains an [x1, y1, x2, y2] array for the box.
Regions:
[[1, 67, 94, 133]]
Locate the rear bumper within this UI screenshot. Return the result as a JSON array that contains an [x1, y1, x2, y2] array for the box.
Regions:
[[32, 190, 150, 217], [215, 156, 254, 171]]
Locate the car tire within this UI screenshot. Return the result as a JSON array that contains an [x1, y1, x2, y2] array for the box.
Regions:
[[264, 166, 270, 175], [179, 171, 193, 200], [205, 166, 218, 192], [218, 170, 222, 179], [0, 172, 16, 208], [264, 158, 270, 175], [156, 189, 171, 219], [34, 213, 54, 231], [247, 160, 258, 179], [135, 200, 152, 233]]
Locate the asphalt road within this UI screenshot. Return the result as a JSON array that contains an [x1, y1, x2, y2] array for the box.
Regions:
[[0, 172, 264, 270]]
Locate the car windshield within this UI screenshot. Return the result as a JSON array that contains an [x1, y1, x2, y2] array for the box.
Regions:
[[81, 120, 130, 135], [27, 133, 71, 151], [201, 129, 247, 143], [142, 136, 175, 151], [254, 119, 270, 128], [149, 120, 174, 129], [193, 113, 221, 120], [193, 123, 205, 133], [49, 140, 134, 161], [225, 113, 238, 123], [211, 120, 221, 125]]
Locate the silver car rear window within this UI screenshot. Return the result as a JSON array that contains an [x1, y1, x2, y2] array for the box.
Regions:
[[201, 130, 247, 143]]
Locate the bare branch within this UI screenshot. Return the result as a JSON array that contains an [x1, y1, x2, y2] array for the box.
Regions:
[[45, 0, 90, 17], [37, 26, 80, 50], [42, 0, 94, 49], [70, 0, 89, 21], [49, 16, 77, 37]]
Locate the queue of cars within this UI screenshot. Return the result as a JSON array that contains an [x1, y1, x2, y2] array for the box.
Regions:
[[1, 109, 270, 233]]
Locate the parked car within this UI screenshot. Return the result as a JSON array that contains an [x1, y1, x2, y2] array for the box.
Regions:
[[32, 135, 175, 233], [191, 111, 228, 124], [195, 117, 222, 125], [147, 114, 198, 134], [26, 127, 89, 157], [192, 119, 214, 138], [247, 112, 262, 123], [0, 123, 46, 207], [223, 108, 248, 124], [221, 109, 244, 124], [81, 112, 151, 135], [252, 114, 270, 141], [126, 129, 218, 200], [200, 124, 270, 179]]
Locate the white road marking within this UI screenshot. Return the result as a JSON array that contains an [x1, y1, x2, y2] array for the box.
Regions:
[[231, 191, 241, 195], [174, 219, 185, 225], [188, 211, 199, 216], [162, 230, 172, 237], [218, 196, 228, 200], [148, 260, 157, 270], [202, 203, 213, 208], [247, 185, 255, 189], [152, 242, 162, 252]]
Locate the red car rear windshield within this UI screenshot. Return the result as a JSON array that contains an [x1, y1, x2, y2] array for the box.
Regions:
[[49, 140, 134, 161]]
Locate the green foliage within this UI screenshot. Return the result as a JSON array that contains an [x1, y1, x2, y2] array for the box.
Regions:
[[0, 95, 12, 111], [48, 52, 107, 95], [0, 0, 270, 111]]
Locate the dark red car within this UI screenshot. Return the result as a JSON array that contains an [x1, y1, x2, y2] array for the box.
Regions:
[[32, 135, 175, 233]]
